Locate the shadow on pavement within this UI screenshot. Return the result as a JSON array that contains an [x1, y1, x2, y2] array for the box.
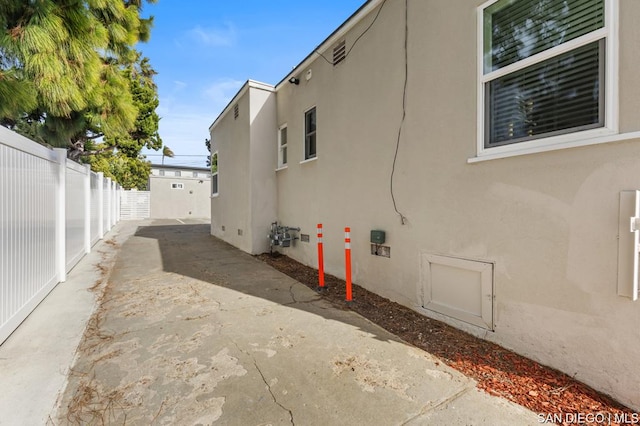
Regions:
[[133, 222, 404, 344]]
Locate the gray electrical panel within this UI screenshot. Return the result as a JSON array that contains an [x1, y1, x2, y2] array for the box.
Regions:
[[370, 230, 386, 244]]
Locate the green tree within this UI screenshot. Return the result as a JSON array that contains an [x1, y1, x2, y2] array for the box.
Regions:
[[205, 138, 211, 167], [0, 0, 161, 187], [87, 151, 152, 190], [87, 55, 162, 189]]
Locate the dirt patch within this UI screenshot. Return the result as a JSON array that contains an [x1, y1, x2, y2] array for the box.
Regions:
[[257, 253, 637, 425]]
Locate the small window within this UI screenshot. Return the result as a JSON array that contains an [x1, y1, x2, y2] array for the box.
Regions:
[[159, 170, 165, 176], [479, 0, 612, 152], [174, 170, 181, 177], [211, 151, 219, 195], [278, 125, 288, 168], [304, 107, 317, 160], [193, 172, 199, 178], [171, 183, 184, 189]]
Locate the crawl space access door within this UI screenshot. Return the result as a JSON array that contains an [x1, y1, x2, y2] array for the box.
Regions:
[[421, 254, 494, 330]]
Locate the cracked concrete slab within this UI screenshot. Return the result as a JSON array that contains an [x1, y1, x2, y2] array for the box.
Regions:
[[1, 220, 540, 425]]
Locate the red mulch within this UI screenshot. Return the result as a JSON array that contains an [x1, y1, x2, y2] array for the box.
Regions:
[[257, 252, 638, 426]]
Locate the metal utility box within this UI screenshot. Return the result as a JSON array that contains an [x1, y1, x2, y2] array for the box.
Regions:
[[370, 230, 386, 244]]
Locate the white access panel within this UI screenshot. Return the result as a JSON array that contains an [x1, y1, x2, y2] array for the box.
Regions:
[[421, 254, 494, 330], [617, 190, 640, 300]]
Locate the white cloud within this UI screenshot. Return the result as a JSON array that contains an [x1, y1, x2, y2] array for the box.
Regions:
[[147, 78, 244, 162], [173, 81, 187, 90], [203, 79, 244, 110], [142, 107, 213, 165], [187, 23, 236, 47]]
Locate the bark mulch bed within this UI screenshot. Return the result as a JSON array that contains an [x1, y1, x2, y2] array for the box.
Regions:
[[257, 252, 638, 426]]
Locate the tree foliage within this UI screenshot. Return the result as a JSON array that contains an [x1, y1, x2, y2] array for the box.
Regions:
[[86, 151, 152, 190], [0, 0, 163, 188], [205, 138, 211, 167]]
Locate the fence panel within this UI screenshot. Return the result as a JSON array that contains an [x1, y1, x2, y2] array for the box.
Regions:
[[103, 178, 110, 233], [0, 126, 120, 345], [65, 162, 87, 272], [90, 172, 101, 245], [120, 191, 151, 220], [0, 128, 59, 344]]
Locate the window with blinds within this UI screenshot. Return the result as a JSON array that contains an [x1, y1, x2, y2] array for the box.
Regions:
[[481, 0, 607, 148]]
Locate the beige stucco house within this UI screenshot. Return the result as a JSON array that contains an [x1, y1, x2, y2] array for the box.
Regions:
[[209, 0, 640, 410], [149, 164, 211, 219]]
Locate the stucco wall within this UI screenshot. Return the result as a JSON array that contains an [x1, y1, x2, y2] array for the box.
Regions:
[[249, 88, 278, 254], [271, 0, 640, 409], [210, 83, 277, 254], [210, 87, 252, 253], [149, 175, 211, 219]]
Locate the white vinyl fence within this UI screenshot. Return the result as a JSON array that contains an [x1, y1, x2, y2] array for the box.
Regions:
[[120, 190, 151, 220], [0, 126, 120, 345]]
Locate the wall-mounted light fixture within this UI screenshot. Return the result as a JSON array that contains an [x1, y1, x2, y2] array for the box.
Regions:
[[288, 77, 300, 85]]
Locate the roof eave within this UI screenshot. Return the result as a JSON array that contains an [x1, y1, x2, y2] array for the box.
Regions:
[[275, 0, 382, 91]]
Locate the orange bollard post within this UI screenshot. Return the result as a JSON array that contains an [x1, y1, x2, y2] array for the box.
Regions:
[[345, 227, 353, 303], [317, 223, 325, 291]]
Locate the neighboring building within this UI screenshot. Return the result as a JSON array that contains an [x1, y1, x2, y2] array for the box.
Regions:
[[209, 0, 640, 410], [149, 164, 211, 219]]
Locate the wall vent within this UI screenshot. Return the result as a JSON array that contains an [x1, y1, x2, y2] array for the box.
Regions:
[[233, 104, 239, 119], [333, 40, 346, 66]]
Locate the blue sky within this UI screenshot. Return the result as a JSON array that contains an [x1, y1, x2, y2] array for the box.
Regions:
[[138, 1, 366, 167]]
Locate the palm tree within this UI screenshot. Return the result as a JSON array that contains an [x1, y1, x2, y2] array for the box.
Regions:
[[162, 146, 174, 165]]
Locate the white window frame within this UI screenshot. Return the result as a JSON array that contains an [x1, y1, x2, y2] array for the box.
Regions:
[[278, 124, 288, 169], [474, 0, 618, 162], [211, 151, 219, 197], [303, 106, 317, 161]]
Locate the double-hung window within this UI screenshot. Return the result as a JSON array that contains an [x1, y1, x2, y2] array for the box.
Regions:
[[211, 151, 219, 196], [278, 125, 288, 168], [304, 107, 317, 160], [478, 0, 616, 156]]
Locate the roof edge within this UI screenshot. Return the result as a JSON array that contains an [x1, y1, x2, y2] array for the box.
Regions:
[[275, 0, 383, 90], [150, 164, 211, 171]]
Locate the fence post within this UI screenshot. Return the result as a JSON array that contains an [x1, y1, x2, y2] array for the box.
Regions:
[[317, 223, 325, 291], [106, 178, 112, 231], [345, 227, 352, 303], [84, 164, 91, 254], [115, 185, 121, 222], [97, 172, 104, 239], [110, 180, 114, 227], [113, 182, 118, 225], [54, 148, 66, 283]]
